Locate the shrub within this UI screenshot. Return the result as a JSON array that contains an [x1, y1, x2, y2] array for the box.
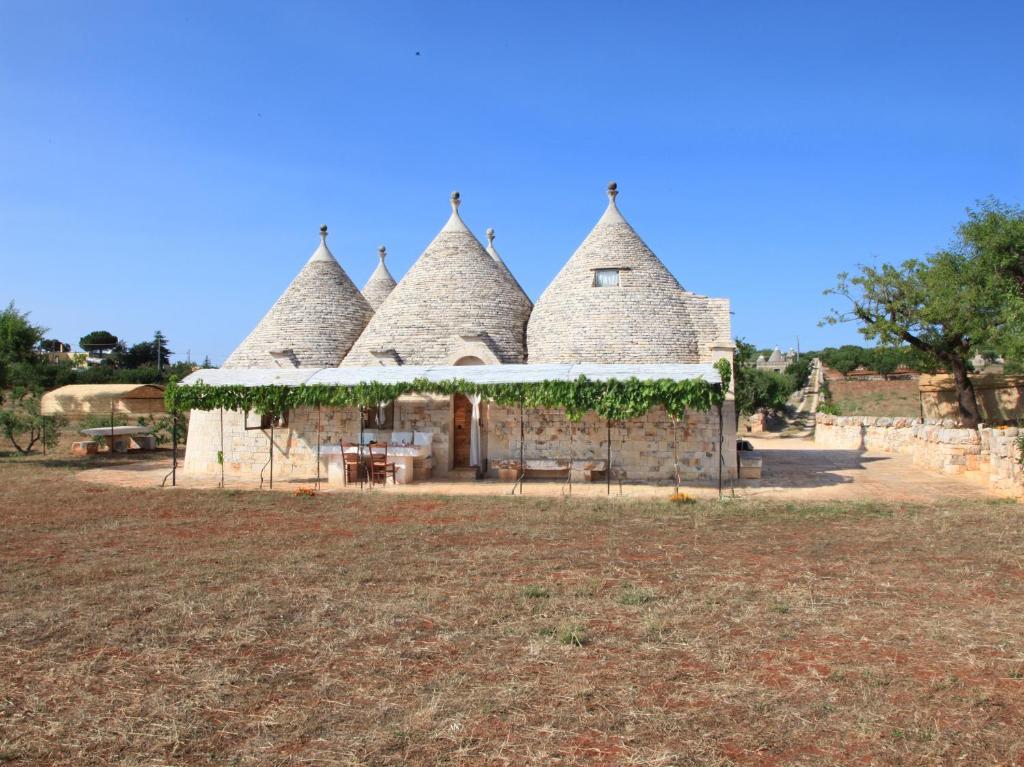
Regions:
[[556, 622, 588, 647], [618, 585, 657, 606], [522, 585, 550, 599], [0, 390, 66, 454]]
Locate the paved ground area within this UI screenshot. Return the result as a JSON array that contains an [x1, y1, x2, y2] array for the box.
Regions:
[[76, 435, 1009, 502]]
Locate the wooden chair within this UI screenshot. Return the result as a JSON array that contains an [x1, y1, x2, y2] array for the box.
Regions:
[[368, 442, 397, 487], [340, 441, 365, 485]]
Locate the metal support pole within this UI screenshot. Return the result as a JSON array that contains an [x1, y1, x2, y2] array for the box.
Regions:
[[219, 407, 224, 489], [110, 400, 115, 455], [511, 397, 526, 495], [171, 411, 178, 487], [672, 416, 680, 496], [717, 402, 723, 500], [316, 404, 322, 491], [606, 419, 611, 496], [359, 406, 365, 490], [269, 421, 274, 490], [565, 416, 573, 497]]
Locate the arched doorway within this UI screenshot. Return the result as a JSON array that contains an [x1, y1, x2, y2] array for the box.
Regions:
[[452, 356, 483, 469]]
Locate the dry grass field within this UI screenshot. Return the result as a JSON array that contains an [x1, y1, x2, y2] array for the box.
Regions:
[[826, 377, 923, 418], [2, 452, 1024, 765]]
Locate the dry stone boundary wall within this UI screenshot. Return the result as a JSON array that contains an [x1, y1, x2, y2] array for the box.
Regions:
[[815, 414, 1023, 496]]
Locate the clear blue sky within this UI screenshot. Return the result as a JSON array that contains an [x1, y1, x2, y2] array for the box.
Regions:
[[2, 1, 1021, 364]]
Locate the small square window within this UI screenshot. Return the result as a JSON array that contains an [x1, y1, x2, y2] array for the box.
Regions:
[[593, 268, 620, 287], [362, 401, 395, 430], [245, 410, 288, 430]]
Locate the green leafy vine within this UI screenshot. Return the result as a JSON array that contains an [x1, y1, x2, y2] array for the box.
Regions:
[[166, 363, 731, 423]]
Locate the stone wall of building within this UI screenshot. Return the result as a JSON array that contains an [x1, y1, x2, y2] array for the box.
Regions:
[[184, 397, 738, 484], [815, 414, 1023, 495], [484, 401, 737, 482], [183, 394, 455, 481]]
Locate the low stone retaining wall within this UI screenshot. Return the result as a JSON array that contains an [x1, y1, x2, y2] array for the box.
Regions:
[[815, 414, 1023, 496]]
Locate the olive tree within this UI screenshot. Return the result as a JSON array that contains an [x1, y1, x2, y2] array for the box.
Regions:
[[0, 389, 66, 454]]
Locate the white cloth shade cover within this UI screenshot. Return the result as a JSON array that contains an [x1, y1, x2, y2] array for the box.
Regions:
[[181, 363, 721, 388]]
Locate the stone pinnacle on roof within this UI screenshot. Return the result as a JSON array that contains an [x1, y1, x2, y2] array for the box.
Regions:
[[342, 191, 533, 366], [527, 181, 707, 364], [223, 225, 374, 368], [361, 244, 398, 311], [484, 227, 533, 308], [440, 190, 469, 233]]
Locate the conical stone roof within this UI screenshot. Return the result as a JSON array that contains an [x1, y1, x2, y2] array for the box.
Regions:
[[223, 226, 373, 368], [485, 228, 532, 308], [526, 183, 701, 364], [361, 245, 398, 310], [342, 192, 533, 366]]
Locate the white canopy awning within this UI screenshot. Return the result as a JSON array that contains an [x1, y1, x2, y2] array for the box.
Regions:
[[180, 363, 721, 388]]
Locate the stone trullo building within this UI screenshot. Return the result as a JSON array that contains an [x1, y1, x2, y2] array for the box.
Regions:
[[183, 183, 737, 483]]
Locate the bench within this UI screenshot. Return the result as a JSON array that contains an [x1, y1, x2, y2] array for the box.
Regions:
[[492, 459, 609, 482]]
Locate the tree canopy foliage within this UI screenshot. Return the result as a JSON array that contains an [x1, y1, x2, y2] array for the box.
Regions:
[[824, 200, 1023, 427], [78, 330, 119, 354], [957, 201, 1024, 363], [0, 389, 66, 454], [814, 344, 938, 377], [733, 340, 796, 416], [0, 302, 47, 390]]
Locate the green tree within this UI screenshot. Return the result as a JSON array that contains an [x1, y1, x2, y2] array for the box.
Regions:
[[824, 250, 1002, 427], [123, 339, 172, 369], [871, 347, 903, 379], [0, 302, 48, 390], [784, 356, 812, 390], [956, 201, 1024, 364], [79, 330, 119, 355], [152, 330, 170, 373], [734, 339, 794, 416], [821, 345, 869, 376], [0, 302, 45, 367], [38, 339, 70, 353], [0, 389, 66, 454]]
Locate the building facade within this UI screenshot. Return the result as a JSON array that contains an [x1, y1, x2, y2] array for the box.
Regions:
[[183, 184, 737, 483]]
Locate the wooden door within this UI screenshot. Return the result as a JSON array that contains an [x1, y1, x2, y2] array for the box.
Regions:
[[453, 394, 472, 467]]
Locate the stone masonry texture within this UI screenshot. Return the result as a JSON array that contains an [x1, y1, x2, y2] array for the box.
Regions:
[[224, 235, 373, 368], [527, 194, 730, 364], [342, 208, 533, 366]]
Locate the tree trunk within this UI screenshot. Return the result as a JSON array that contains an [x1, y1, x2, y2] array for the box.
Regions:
[[949, 356, 982, 428]]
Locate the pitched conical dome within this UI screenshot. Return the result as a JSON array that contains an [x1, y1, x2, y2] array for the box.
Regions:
[[361, 245, 398, 310], [485, 227, 532, 308], [527, 183, 700, 364], [342, 192, 533, 365], [223, 226, 374, 368]]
